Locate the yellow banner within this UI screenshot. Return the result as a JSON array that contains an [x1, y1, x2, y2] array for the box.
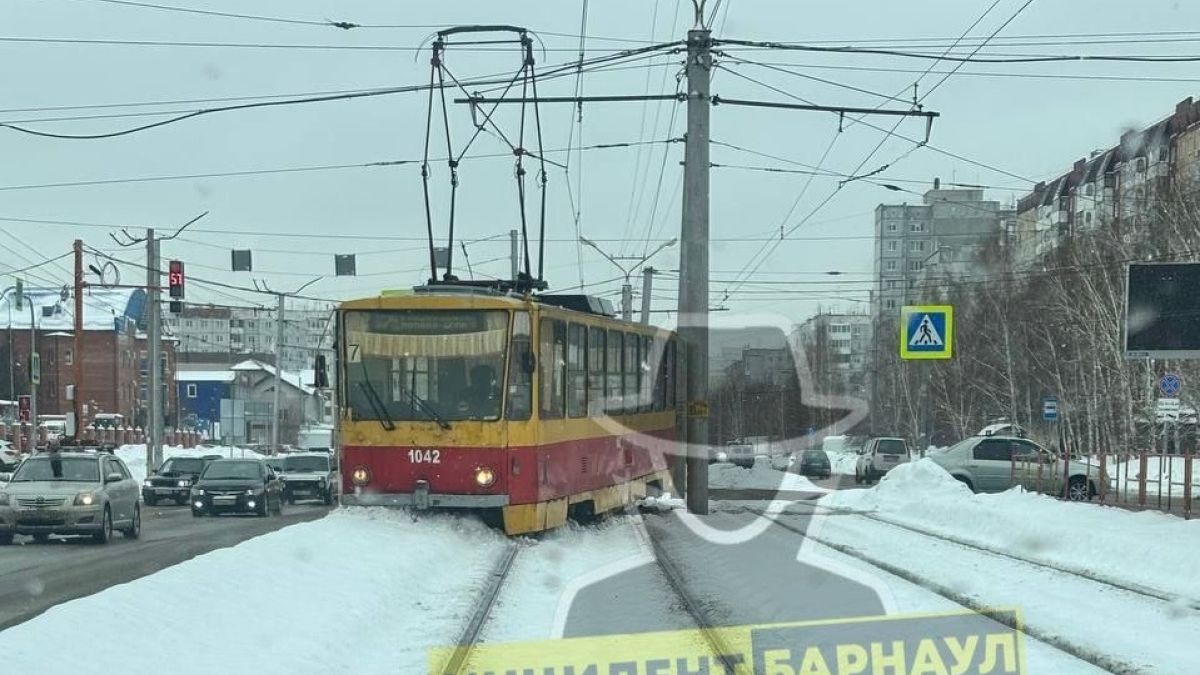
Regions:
[[429, 608, 1027, 675]]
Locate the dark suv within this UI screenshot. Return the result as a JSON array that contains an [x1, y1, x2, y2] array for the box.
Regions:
[[143, 456, 214, 506]]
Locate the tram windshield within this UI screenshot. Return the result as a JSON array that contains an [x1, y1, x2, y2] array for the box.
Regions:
[[343, 310, 508, 422]]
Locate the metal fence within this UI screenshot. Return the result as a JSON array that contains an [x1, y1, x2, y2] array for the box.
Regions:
[[1012, 451, 1197, 519]]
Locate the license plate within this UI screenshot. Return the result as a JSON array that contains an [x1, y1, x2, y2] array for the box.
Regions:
[[156, 488, 175, 495], [21, 510, 61, 522], [213, 496, 236, 504], [884, 456, 898, 463]]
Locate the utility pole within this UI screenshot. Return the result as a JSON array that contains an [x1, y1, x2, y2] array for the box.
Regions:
[[510, 229, 520, 282], [147, 230, 163, 468], [640, 267, 655, 325], [580, 237, 676, 322], [272, 292, 285, 454], [72, 239, 84, 442], [679, 26, 712, 515]]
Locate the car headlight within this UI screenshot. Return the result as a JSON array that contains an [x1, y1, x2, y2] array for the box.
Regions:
[[351, 466, 370, 487], [74, 492, 96, 506], [0, 492, 9, 506], [245, 488, 261, 495], [474, 467, 496, 487], [177, 479, 190, 487], [318, 477, 326, 485], [192, 488, 205, 496], [143, 479, 153, 487]]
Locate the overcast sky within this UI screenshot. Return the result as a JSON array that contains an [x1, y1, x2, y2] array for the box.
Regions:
[[2, 0, 1199, 323]]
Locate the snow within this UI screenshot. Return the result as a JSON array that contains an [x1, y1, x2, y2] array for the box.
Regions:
[[709, 456, 828, 492], [175, 370, 236, 383], [1100, 454, 1200, 498], [820, 458, 1200, 601], [828, 449, 859, 476], [114, 443, 265, 484], [231, 359, 314, 394], [0, 286, 143, 331], [0, 509, 510, 673]]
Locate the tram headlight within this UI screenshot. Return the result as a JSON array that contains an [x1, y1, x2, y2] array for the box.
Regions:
[[474, 466, 496, 487], [351, 466, 371, 487]]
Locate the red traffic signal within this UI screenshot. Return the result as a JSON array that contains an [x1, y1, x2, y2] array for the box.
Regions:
[[168, 260, 185, 299]]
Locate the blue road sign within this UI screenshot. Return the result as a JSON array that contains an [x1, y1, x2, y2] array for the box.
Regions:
[[1043, 396, 1059, 422], [900, 305, 953, 360], [1159, 373, 1183, 398]]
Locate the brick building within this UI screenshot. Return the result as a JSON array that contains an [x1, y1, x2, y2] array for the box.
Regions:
[[0, 287, 176, 428]]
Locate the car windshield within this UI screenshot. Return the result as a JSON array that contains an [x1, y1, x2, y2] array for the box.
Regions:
[[803, 451, 826, 460], [10, 456, 99, 482], [283, 456, 329, 472], [343, 310, 508, 422], [875, 439, 907, 454], [161, 458, 206, 474], [201, 462, 262, 480]]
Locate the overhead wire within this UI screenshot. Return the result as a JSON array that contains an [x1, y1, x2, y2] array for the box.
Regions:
[[0, 41, 684, 139], [619, 0, 668, 256]]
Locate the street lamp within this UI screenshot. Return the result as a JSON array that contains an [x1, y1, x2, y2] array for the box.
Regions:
[[579, 237, 678, 321], [3, 288, 39, 445]]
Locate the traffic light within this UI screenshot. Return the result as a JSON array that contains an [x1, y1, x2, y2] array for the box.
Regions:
[[168, 260, 184, 313], [168, 260, 185, 298]]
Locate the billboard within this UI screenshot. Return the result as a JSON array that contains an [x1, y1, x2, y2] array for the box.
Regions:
[[1125, 262, 1200, 359]]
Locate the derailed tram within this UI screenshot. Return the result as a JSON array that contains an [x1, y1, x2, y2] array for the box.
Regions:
[[335, 285, 679, 535]]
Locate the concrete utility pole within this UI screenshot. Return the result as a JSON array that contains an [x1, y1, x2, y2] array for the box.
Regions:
[[679, 27, 712, 515], [510, 229, 520, 282], [640, 267, 655, 325], [271, 292, 285, 454], [579, 237, 676, 321], [147, 230, 163, 468], [71, 239, 84, 442]]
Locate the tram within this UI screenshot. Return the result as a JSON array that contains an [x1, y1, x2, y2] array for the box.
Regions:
[[335, 284, 679, 535]]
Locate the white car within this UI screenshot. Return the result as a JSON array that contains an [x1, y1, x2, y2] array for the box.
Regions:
[[855, 437, 912, 483], [0, 441, 20, 471]]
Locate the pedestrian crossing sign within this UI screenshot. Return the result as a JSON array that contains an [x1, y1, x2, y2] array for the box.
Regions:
[[900, 305, 953, 360]]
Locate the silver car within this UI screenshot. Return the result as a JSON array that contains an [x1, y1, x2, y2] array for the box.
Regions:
[[0, 451, 142, 545], [928, 435, 1098, 501]]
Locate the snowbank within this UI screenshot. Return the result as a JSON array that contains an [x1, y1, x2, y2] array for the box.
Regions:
[[827, 450, 858, 476], [820, 459, 1200, 599], [709, 457, 828, 492], [0, 509, 509, 673], [115, 444, 265, 484]]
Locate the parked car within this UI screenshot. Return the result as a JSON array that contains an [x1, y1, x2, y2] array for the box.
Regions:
[[142, 456, 215, 506], [0, 450, 141, 545], [855, 437, 911, 484], [190, 458, 284, 517], [0, 440, 20, 471], [279, 452, 337, 505], [927, 435, 1098, 500], [794, 449, 832, 479], [712, 440, 755, 468]]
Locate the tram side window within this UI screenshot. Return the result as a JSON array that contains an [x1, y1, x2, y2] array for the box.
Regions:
[[588, 327, 606, 415], [507, 312, 533, 420], [640, 335, 653, 412], [606, 330, 623, 414], [539, 318, 566, 419], [566, 323, 587, 418], [624, 333, 639, 415], [665, 339, 677, 408], [653, 337, 667, 412]]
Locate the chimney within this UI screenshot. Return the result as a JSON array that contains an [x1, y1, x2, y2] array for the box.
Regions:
[[933, 177, 940, 190]]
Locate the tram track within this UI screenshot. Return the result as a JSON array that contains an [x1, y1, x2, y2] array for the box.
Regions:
[[437, 542, 521, 675], [767, 515, 1147, 675], [632, 516, 748, 675]]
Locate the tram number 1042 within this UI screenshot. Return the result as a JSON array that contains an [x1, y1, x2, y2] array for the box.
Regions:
[[407, 449, 441, 464]]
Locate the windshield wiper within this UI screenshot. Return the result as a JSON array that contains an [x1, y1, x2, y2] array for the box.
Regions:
[[357, 382, 396, 432], [401, 384, 451, 430]]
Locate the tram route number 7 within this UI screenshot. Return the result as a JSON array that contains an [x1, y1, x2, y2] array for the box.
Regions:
[[408, 449, 441, 464]]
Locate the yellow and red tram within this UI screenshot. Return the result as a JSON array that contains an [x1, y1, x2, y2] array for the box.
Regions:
[[335, 286, 678, 535]]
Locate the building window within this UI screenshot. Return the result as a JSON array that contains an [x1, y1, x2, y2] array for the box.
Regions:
[[1084, 183, 1094, 196], [909, 240, 926, 253], [1136, 157, 1146, 173], [1085, 212, 1093, 225], [886, 222, 898, 232], [910, 222, 926, 232], [884, 299, 896, 310], [65, 349, 73, 366], [909, 260, 923, 271], [887, 240, 897, 252], [886, 260, 897, 271], [186, 384, 198, 398]]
